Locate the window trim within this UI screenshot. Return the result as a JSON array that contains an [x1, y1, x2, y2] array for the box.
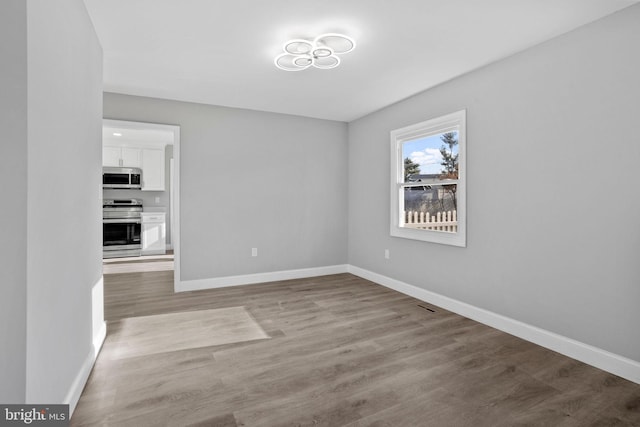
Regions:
[[389, 109, 466, 247]]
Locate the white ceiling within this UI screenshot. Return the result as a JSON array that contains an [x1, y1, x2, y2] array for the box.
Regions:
[[83, 0, 638, 122], [103, 125, 174, 146]]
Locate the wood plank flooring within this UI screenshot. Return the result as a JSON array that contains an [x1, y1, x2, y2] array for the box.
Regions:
[[71, 267, 640, 426]]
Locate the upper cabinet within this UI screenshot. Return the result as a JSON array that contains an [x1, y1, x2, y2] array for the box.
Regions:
[[140, 148, 165, 191], [102, 146, 120, 167], [103, 143, 165, 191], [122, 147, 142, 168], [103, 146, 141, 168]]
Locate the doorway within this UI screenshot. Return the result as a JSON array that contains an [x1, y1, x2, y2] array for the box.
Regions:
[[102, 119, 181, 289]]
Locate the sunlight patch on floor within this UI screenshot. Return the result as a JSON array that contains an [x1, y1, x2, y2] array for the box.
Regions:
[[110, 307, 270, 359]]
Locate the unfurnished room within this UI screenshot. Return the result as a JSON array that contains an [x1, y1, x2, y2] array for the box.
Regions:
[[1, 1, 639, 426]]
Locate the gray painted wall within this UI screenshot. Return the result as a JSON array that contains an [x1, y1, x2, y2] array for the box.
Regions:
[[25, 0, 103, 403], [348, 4, 640, 362], [104, 94, 348, 281], [0, 0, 28, 404]]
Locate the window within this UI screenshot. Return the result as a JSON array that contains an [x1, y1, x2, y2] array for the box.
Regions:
[[390, 110, 466, 246]]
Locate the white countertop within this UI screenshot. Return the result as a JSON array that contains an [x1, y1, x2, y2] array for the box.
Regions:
[[143, 207, 166, 213]]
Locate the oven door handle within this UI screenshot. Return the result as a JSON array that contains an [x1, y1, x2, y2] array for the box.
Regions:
[[103, 218, 142, 224]]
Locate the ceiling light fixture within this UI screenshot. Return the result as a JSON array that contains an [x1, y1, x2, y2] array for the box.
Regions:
[[275, 33, 355, 71]]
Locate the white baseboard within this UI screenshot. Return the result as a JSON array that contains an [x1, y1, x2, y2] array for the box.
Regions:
[[65, 320, 106, 416], [348, 265, 640, 385], [176, 264, 349, 292]]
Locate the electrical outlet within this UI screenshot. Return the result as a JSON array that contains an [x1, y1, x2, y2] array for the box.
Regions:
[[384, 249, 390, 259], [251, 248, 258, 257], [155, 196, 160, 204]]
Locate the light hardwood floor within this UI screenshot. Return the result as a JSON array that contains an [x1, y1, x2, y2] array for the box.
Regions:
[[71, 266, 640, 426]]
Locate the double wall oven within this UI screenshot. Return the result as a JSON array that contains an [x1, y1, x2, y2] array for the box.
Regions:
[[103, 199, 143, 258]]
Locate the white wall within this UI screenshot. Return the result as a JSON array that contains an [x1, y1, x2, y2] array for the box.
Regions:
[[348, 4, 640, 363], [104, 94, 348, 282], [24, 0, 103, 405], [0, 0, 28, 404]]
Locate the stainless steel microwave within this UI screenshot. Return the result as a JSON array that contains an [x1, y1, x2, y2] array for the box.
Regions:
[[103, 167, 142, 190]]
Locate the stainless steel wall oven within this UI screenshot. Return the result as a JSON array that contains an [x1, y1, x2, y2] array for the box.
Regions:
[[103, 199, 143, 258]]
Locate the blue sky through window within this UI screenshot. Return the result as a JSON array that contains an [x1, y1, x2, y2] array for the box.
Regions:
[[402, 131, 459, 175]]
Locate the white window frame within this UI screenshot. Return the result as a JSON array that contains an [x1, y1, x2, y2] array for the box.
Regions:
[[390, 109, 466, 247]]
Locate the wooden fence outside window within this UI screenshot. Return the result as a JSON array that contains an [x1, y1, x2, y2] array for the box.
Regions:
[[404, 210, 457, 233]]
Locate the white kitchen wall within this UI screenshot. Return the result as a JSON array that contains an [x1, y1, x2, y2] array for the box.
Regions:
[[0, 0, 28, 404], [24, 0, 103, 407], [348, 4, 640, 363], [104, 94, 349, 281]]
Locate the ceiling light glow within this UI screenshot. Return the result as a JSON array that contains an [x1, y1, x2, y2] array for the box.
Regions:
[[275, 33, 355, 71], [313, 47, 333, 58], [284, 40, 313, 55]]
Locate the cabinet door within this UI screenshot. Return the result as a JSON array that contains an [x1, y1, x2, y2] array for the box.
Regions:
[[141, 148, 165, 191], [121, 147, 142, 168], [142, 221, 166, 255], [102, 146, 122, 167]]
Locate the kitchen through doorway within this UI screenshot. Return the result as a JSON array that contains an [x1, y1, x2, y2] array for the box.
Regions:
[[102, 119, 181, 288]]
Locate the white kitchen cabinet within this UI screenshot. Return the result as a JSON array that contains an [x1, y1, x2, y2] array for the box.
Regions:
[[102, 145, 141, 168], [141, 212, 166, 255], [103, 143, 165, 190], [102, 146, 121, 167], [121, 147, 142, 167], [141, 148, 165, 191]]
